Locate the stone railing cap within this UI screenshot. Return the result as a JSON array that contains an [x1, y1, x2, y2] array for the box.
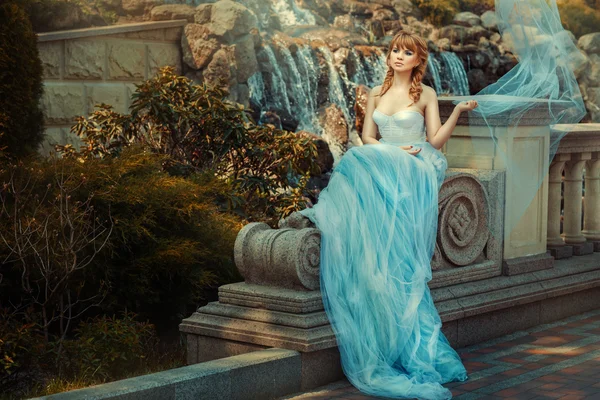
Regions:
[[439, 95, 578, 127], [37, 20, 187, 42]]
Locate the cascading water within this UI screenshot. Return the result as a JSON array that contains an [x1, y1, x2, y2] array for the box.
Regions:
[[270, 0, 317, 27], [427, 54, 444, 94], [276, 43, 321, 134], [439, 52, 470, 96], [248, 71, 265, 109], [292, 45, 321, 134], [259, 44, 292, 116]]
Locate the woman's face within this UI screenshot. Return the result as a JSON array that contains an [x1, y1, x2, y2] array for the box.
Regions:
[[388, 45, 420, 73]]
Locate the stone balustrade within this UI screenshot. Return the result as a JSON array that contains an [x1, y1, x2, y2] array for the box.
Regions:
[[548, 124, 600, 258]]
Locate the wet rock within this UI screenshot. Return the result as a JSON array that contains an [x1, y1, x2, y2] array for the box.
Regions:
[[382, 20, 402, 35], [372, 8, 397, 21], [467, 68, 487, 93], [392, 0, 422, 21], [453, 12, 481, 27], [318, 103, 348, 149], [354, 84, 369, 136], [150, 4, 195, 22], [333, 14, 357, 31], [439, 24, 468, 45]]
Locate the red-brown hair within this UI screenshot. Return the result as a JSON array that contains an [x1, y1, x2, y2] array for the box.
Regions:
[[377, 31, 428, 106]]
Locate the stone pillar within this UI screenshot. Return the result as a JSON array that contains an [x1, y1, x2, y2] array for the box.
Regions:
[[583, 156, 600, 251], [562, 153, 594, 255], [547, 155, 573, 259]]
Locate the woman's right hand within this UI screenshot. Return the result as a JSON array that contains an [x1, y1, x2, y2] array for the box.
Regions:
[[399, 145, 421, 156]]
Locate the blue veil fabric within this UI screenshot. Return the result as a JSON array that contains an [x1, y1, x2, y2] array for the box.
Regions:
[[299, 1, 586, 399]]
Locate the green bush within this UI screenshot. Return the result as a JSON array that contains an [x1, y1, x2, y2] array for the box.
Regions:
[[558, 0, 600, 38], [0, 2, 44, 157], [414, 0, 459, 26], [59, 67, 320, 225], [60, 313, 158, 381]]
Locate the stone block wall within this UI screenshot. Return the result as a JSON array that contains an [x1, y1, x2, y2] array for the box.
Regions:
[[37, 20, 186, 154]]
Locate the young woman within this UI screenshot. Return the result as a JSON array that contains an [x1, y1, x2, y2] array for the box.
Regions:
[[300, 31, 478, 400]]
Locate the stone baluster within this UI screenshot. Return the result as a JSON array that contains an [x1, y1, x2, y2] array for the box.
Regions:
[[547, 155, 572, 259], [582, 155, 600, 251], [562, 153, 594, 255]]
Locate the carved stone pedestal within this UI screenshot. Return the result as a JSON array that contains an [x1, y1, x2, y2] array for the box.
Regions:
[[572, 241, 594, 256], [547, 245, 573, 259]]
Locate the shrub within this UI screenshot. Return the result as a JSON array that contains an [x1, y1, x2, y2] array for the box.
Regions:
[[59, 67, 321, 225], [414, 0, 459, 26], [0, 2, 44, 157], [59, 313, 158, 382], [557, 0, 600, 38]]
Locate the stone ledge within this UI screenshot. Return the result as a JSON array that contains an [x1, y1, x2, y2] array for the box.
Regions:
[[37, 20, 187, 42], [33, 348, 301, 400]]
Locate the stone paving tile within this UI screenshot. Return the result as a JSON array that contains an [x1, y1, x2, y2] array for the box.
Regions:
[[281, 309, 600, 400]]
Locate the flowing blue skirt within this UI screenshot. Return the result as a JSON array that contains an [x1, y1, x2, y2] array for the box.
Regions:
[[300, 142, 468, 400]]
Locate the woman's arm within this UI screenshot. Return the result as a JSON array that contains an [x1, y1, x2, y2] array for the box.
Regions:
[[424, 86, 478, 150], [361, 85, 381, 145]]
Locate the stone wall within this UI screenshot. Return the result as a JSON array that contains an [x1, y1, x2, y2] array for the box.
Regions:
[[37, 20, 186, 154]]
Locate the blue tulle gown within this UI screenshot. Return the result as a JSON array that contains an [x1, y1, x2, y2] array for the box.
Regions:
[[300, 110, 467, 400]]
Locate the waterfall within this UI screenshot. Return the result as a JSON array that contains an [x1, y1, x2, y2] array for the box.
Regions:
[[427, 54, 444, 94], [277, 43, 320, 133], [439, 52, 470, 96], [270, 0, 317, 27], [248, 71, 265, 109], [260, 44, 292, 116], [293, 45, 321, 134]]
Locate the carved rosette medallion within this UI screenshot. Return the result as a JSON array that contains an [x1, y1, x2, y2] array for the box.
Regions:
[[435, 174, 490, 268]]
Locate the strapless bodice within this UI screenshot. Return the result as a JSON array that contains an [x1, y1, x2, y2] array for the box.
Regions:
[[372, 109, 426, 146]]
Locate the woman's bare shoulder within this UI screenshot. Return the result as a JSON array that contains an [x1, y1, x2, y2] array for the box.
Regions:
[[421, 83, 437, 98], [369, 85, 383, 97]]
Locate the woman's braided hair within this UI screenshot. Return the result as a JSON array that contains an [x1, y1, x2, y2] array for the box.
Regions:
[[377, 31, 429, 107]]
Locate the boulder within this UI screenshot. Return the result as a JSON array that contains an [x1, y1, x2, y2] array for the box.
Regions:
[[579, 33, 600, 55], [121, 0, 161, 16], [480, 10, 499, 32], [333, 14, 357, 31], [439, 24, 468, 45], [392, 0, 422, 20], [202, 46, 236, 89], [585, 53, 600, 84], [232, 34, 259, 82], [318, 103, 348, 149], [453, 12, 481, 27], [372, 8, 397, 21], [297, 131, 334, 175], [181, 24, 220, 70], [150, 4, 195, 22], [568, 50, 590, 80], [195, 0, 258, 43], [467, 68, 487, 93]]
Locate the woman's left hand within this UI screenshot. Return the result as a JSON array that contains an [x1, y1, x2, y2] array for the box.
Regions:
[[456, 100, 478, 113]]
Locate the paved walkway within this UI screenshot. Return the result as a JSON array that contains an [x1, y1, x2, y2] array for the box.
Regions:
[[283, 309, 600, 400]]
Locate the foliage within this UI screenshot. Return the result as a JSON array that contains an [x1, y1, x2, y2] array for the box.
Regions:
[[0, 157, 113, 350], [58, 67, 321, 224], [59, 313, 158, 382], [0, 1, 44, 157], [414, 0, 459, 26], [0, 311, 46, 393], [557, 0, 600, 38]]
